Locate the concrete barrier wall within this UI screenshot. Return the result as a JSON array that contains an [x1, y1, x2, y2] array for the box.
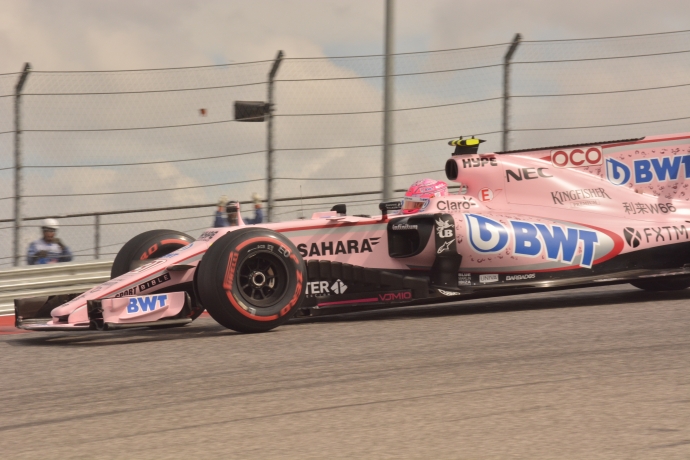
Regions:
[[0, 261, 113, 315]]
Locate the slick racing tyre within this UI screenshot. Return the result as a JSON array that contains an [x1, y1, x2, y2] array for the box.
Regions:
[[111, 229, 195, 277], [197, 228, 306, 333], [630, 276, 690, 291], [111, 229, 203, 321]]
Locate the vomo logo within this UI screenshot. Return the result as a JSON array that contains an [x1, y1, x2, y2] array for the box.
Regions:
[[606, 155, 690, 186], [464, 214, 601, 268]]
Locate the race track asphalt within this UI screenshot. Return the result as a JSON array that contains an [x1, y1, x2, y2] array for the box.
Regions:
[[1, 284, 689, 459]]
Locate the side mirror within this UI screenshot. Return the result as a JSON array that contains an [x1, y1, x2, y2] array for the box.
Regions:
[[379, 200, 402, 220]]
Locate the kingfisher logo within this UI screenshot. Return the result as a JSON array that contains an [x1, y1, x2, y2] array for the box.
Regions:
[[465, 214, 602, 268], [127, 295, 168, 314], [606, 155, 690, 186]]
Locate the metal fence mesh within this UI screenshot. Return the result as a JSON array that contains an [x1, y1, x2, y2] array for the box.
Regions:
[[1, 30, 689, 267]]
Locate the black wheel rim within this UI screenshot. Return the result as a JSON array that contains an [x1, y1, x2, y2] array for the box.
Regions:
[[237, 251, 289, 307]]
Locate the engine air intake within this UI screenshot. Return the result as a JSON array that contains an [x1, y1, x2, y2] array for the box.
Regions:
[[445, 159, 459, 181]]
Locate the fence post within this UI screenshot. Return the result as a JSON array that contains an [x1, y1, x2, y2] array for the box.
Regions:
[[94, 214, 100, 259], [502, 34, 521, 152], [382, 0, 395, 201], [266, 50, 284, 222], [13, 63, 31, 267]]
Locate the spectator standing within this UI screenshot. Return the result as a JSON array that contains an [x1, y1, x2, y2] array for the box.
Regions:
[[213, 197, 241, 228], [245, 193, 264, 224], [27, 219, 73, 265]]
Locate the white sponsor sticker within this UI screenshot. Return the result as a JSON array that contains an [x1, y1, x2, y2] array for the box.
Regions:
[[505, 273, 536, 281], [479, 274, 499, 284]]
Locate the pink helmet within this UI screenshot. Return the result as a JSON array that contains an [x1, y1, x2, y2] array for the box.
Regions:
[[402, 178, 448, 214]]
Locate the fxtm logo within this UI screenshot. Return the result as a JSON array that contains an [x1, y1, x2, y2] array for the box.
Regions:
[[464, 214, 600, 268], [606, 155, 690, 186], [306, 279, 348, 295], [623, 227, 641, 248], [506, 167, 553, 182], [551, 147, 603, 168], [127, 295, 168, 313], [298, 238, 380, 257]]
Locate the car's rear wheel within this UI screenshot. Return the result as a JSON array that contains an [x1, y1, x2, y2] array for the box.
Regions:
[[630, 276, 690, 291], [197, 228, 305, 333], [111, 229, 204, 320]]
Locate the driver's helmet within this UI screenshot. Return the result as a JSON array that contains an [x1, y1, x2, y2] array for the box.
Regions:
[[402, 178, 448, 214]]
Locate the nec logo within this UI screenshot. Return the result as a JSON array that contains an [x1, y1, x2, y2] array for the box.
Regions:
[[506, 167, 553, 182], [127, 295, 168, 313], [551, 147, 603, 168], [378, 291, 412, 301]]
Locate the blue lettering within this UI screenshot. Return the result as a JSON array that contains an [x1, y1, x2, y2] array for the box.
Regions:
[[157, 295, 168, 307], [578, 230, 599, 268], [535, 224, 578, 264], [465, 214, 509, 253], [682, 156, 690, 178], [633, 159, 654, 184], [651, 156, 682, 182], [127, 298, 138, 313], [511, 221, 542, 256], [137, 296, 158, 312], [606, 158, 631, 186]]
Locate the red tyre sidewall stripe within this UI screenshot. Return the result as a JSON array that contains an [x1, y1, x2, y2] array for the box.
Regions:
[[224, 236, 303, 321]]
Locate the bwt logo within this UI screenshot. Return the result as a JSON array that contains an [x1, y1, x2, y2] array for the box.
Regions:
[[465, 214, 600, 268], [606, 155, 690, 186], [127, 295, 168, 313]]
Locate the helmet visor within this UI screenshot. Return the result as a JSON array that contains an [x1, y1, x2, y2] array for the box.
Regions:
[[402, 196, 428, 212]]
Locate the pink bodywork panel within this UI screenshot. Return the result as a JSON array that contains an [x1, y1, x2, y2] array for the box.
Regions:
[[41, 132, 690, 326], [100, 292, 187, 324]]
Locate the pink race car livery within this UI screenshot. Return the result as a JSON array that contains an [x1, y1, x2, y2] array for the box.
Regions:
[[15, 132, 690, 333]]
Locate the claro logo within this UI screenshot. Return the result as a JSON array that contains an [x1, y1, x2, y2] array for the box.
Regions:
[[551, 147, 603, 168]]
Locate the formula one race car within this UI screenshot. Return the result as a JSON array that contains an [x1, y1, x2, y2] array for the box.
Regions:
[[14, 132, 690, 333]]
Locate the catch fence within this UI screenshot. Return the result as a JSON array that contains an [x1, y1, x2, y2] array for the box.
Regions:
[[1, 29, 689, 266]]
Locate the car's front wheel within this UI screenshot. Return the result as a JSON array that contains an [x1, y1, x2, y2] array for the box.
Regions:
[[111, 229, 204, 320], [197, 228, 305, 333]]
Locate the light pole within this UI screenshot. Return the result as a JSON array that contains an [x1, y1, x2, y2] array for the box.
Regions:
[[234, 51, 283, 222], [382, 0, 395, 201], [14, 62, 31, 266]]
